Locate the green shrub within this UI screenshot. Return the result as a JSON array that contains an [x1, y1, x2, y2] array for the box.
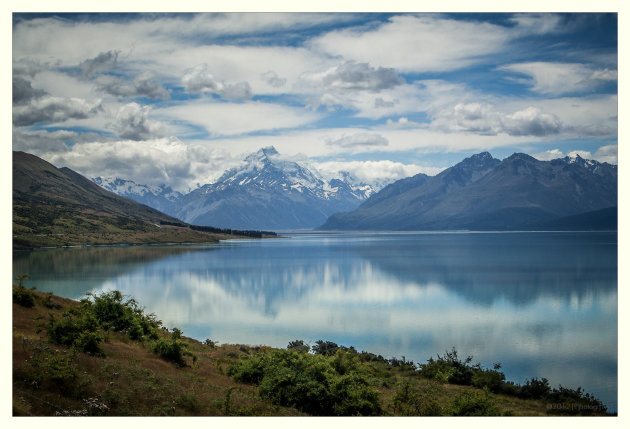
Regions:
[[449, 389, 501, 416], [418, 348, 476, 385], [13, 285, 36, 307], [13, 275, 35, 307], [471, 367, 506, 393], [517, 377, 550, 400], [391, 380, 444, 416], [229, 349, 381, 416], [545, 385, 607, 416], [152, 338, 186, 367]]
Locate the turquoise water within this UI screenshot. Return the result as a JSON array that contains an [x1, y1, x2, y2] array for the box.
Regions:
[[13, 231, 618, 411]]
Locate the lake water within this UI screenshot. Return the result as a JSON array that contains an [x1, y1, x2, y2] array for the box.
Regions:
[[13, 231, 618, 412]]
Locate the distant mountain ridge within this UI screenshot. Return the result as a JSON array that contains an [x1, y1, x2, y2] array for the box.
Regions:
[[91, 177, 183, 215], [320, 152, 617, 231]]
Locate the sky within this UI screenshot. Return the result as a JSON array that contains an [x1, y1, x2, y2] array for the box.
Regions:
[[11, 11, 619, 192]]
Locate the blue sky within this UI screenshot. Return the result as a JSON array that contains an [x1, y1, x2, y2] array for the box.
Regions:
[[12, 11, 618, 191]]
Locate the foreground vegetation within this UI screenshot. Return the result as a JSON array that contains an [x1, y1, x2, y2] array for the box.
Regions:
[[13, 281, 611, 416]]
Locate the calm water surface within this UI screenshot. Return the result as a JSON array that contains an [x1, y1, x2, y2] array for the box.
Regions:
[[13, 231, 618, 411]]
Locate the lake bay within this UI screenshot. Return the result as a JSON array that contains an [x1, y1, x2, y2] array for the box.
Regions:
[[13, 231, 618, 412]]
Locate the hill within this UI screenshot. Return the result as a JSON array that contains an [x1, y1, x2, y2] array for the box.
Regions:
[[320, 152, 617, 231], [12, 286, 609, 416], [12, 151, 272, 249]]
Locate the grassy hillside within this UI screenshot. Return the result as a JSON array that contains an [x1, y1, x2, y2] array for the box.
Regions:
[[12, 285, 610, 416], [13, 151, 273, 249]]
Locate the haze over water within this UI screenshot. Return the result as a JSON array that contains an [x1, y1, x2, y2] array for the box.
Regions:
[[13, 231, 618, 412]]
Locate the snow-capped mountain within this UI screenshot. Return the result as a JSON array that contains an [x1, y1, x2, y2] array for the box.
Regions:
[[91, 177, 182, 215], [172, 146, 380, 230]]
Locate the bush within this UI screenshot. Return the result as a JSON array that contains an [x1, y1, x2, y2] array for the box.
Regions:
[[472, 368, 506, 393], [391, 380, 444, 416], [229, 349, 382, 416], [418, 348, 476, 385], [152, 338, 187, 367], [13, 275, 35, 307], [517, 377, 550, 400], [545, 385, 607, 416], [449, 389, 501, 416], [13, 285, 36, 307]]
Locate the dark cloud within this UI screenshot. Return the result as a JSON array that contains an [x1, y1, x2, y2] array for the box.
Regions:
[[326, 132, 389, 148], [322, 61, 405, 92], [12, 129, 110, 154], [12, 96, 102, 127], [13, 77, 47, 104], [94, 72, 169, 99], [182, 64, 252, 99], [133, 72, 170, 99], [79, 50, 119, 79]]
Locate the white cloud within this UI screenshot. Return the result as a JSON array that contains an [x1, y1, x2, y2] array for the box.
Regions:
[[182, 63, 252, 99], [157, 101, 321, 136], [531, 149, 565, 161], [531, 145, 617, 165], [325, 132, 388, 148], [593, 145, 617, 164], [430, 103, 561, 137], [499, 62, 617, 95], [314, 160, 443, 183], [44, 137, 237, 192], [310, 15, 509, 72]]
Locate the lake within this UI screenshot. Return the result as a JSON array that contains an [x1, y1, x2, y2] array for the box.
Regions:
[[13, 231, 618, 412]]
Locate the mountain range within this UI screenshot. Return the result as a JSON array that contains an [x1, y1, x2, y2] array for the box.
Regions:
[[320, 152, 617, 231], [94, 146, 381, 230]]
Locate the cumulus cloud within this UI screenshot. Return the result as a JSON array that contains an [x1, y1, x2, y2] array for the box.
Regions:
[[593, 145, 617, 164], [182, 63, 252, 99], [261, 70, 287, 88], [45, 137, 237, 192], [109, 103, 165, 140], [499, 62, 617, 95], [502, 107, 561, 136], [79, 50, 120, 79], [531, 149, 565, 161], [13, 77, 47, 104], [314, 160, 442, 184], [303, 61, 404, 93], [385, 117, 422, 128], [431, 103, 561, 137], [12, 96, 102, 127], [325, 132, 389, 148], [531, 145, 617, 165], [95, 72, 169, 99]]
